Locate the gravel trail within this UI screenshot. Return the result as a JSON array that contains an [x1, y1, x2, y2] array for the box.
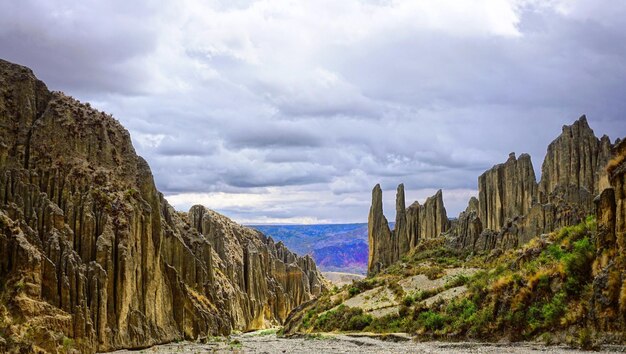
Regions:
[[109, 331, 625, 354]]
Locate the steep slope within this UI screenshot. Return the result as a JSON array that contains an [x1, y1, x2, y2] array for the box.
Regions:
[[0, 59, 326, 353], [286, 117, 625, 347], [285, 141, 626, 345], [369, 116, 616, 275]]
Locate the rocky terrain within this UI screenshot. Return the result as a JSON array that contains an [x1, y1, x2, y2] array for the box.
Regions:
[[0, 59, 327, 353], [369, 116, 615, 274], [285, 119, 626, 347], [112, 331, 623, 353]]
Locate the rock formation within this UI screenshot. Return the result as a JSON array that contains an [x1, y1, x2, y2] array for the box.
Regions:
[[449, 197, 482, 251], [368, 115, 621, 273], [478, 153, 537, 231], [592, 139, 626, 332], [539, 116, 612, 200], [368, 186, 448, 275], [0, 59, 326, 353], [367, 184, 392, 274]]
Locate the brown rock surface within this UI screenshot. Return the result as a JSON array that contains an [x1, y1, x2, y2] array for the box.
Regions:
[[367, 184, 392, 275], [478, 153, 537, 231], [368, 117, 621, 273], [539, 115, 612, 200], [0, 59, 326, 353], [448, 197, 483, 251], [368, 185, 449, 274], [592, 140, 626, 332]]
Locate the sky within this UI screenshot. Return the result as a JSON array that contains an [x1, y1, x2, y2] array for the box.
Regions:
[[1, 0, 626, 224]]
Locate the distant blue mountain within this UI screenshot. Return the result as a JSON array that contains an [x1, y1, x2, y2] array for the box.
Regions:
[[249, 223, 369, 274]]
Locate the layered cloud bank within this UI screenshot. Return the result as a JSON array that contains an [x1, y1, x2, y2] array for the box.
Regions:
[[2, 0, 626, 223]]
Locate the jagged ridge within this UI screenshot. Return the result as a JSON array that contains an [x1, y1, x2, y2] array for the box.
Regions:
[[0, 59, 326, 353], [369, 116, 618, 275]]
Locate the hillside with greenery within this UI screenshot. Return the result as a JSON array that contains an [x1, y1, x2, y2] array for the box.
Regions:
[[284, 217, 608, 347]]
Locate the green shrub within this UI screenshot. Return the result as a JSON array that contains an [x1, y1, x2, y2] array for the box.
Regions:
[[348, 287, 360, 297], [562, 237, 594, 294], [312, 305, 373, 332], [418, 311, 446, 331], [424, 266, 444, 280], [347, 313, 373, 331], [446, 274, 469, 288], [541, 291, 566, 326], [402, 295, 415, 307]]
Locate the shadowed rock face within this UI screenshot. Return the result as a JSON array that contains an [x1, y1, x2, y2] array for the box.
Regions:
[[368, 115, 621, 273], [592, 140, 626, 332], [0, 59, 326, 353]]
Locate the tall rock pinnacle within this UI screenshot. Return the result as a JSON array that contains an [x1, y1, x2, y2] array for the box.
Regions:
[[368, 184, 392, 275]]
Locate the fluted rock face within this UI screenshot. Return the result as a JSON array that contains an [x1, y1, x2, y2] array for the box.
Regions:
[[0, 59, 325, 353], [368, 185, 449, 274], [419, 190, 449, 240], [539, 116, 612, 200], [457, 117, 615, 252], [449, 197, 483, 251], [395, 184, 409, 259], [368, 116, 621, 274], [367, 184, 392, 275], [592, 140, 626, 331], [478, 153, 537, 231]]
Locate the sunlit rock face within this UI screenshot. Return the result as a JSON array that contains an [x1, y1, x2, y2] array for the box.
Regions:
[[0, 59, 326, 353], [368, 115, 620, 273]]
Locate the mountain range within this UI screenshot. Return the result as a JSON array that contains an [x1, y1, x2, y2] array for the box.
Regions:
[[250, 224, 369, 274]]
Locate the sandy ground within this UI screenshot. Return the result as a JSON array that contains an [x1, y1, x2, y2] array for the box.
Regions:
[[323, 272, 366, 287], [108, 332, 626, 354]]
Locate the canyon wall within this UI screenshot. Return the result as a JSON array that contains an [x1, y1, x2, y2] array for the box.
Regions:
[[0, 59, 326, 353], [592, 140, 626, 333], [368, 116, 619, 274]]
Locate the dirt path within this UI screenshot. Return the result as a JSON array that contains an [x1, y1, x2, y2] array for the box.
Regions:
[[108, 332, 623, 353]]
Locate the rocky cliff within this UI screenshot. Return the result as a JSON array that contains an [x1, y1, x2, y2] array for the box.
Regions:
[[592, 139, 626, 333], [478, 153, 537, 231], [0, 59, 326, 353], [368, 116, 620, 274], [368, 185, 448, 275]]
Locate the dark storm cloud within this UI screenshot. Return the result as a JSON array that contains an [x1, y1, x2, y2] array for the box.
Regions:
[[2, 0, 626, 223]]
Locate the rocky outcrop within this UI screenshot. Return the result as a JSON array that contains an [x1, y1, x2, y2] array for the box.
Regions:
[[539, 116, 612, 201], [395, 184, 409, 260], [368, 185, 449, 275], [478, 153, 537, 231], [0, 59, 326, 353], [591, 140, 626, 332], [452, 116, 615, 253], [367, 184, 392, 275], [369, 116, 621, 273], [449, 197, 483, 251]]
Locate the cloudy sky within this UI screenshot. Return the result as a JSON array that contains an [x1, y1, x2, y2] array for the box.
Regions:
[[2, 0, 626, 224]]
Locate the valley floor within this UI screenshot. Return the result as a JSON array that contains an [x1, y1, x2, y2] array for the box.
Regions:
[[108, 331, 624, 353]]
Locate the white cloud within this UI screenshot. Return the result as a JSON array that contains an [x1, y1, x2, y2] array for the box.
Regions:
[[2, 0, 626, 223]]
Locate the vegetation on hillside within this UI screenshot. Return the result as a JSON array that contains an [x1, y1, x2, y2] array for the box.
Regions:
[[285, 217, 598, 347]]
